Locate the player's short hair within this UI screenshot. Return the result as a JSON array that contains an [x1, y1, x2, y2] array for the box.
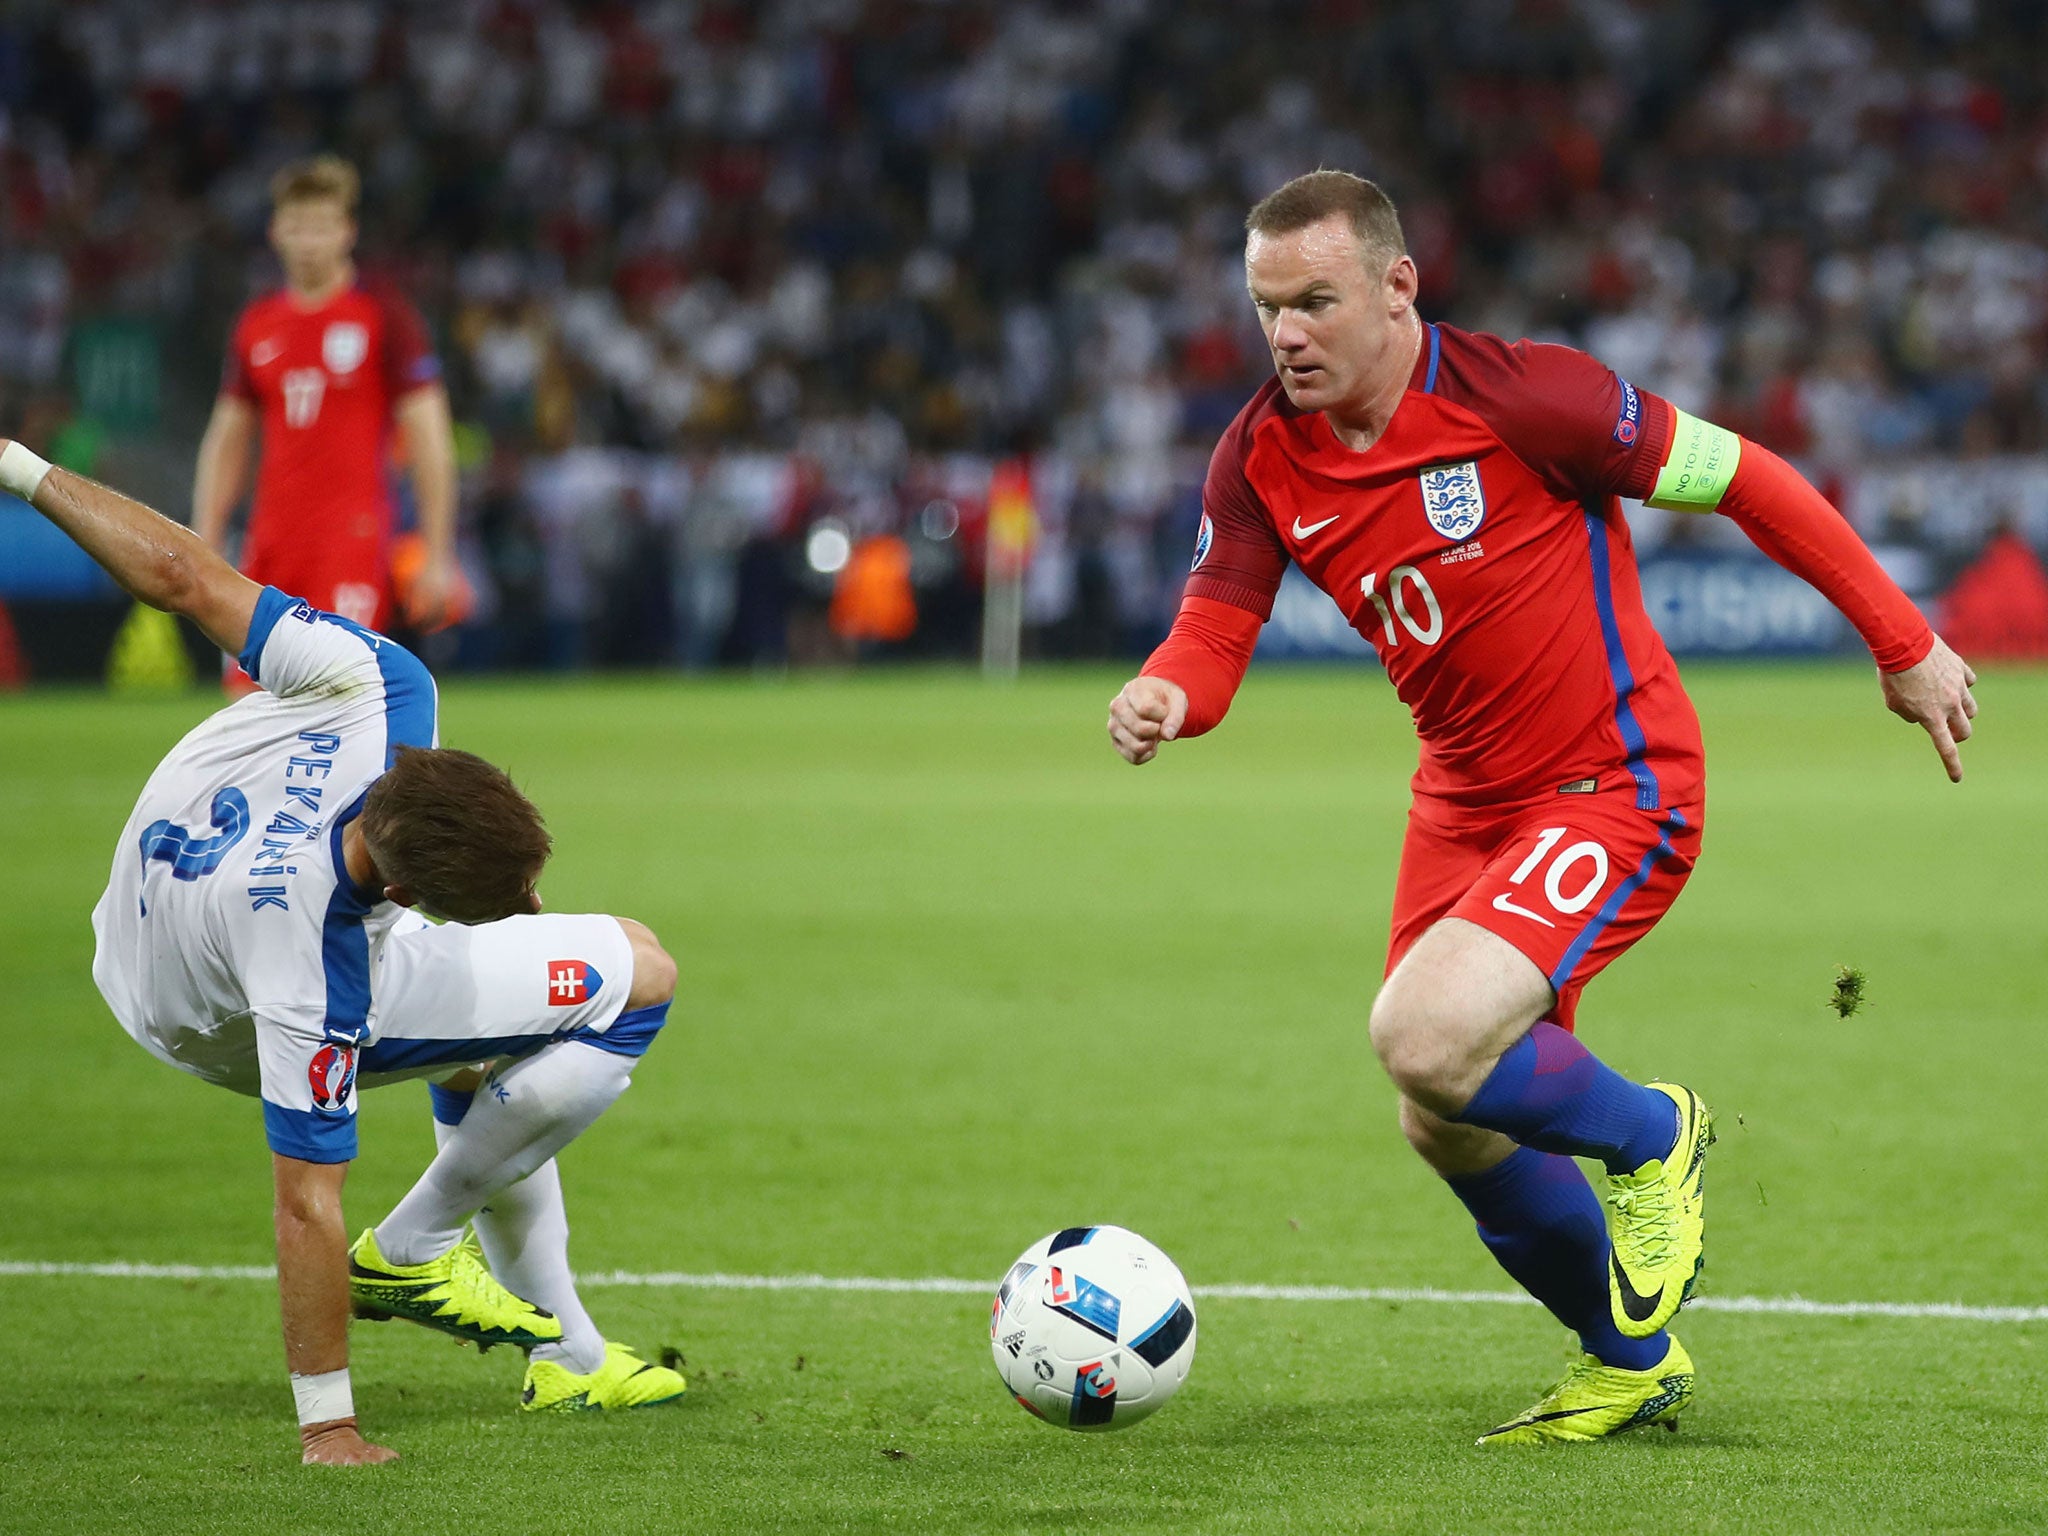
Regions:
[[270, 155, 360, 216], [1246, 170, 1407, 272], [359, 747, 552, 925]]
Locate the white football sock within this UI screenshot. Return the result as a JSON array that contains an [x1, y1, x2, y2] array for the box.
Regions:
[[422, 1114, 606, 1375], [375, 1039, 634, 1297]]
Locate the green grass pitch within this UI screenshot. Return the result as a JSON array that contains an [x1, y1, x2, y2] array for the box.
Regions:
[[3, 663, 2044, 1534]]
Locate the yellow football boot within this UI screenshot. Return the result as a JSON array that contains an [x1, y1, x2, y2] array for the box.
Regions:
[[521, 1342, 688, 1413], [1477, 1337, 1694, 1446], [1607, 1082, 1714, 1338], [347, 1227, 562, 1351]]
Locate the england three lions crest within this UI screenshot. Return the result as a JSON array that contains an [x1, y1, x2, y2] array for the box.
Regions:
[[1418, 461, 1485, 542]]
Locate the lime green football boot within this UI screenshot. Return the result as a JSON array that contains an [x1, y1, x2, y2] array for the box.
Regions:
[[521, 1342, 688, 1413], [347, 1227, 562, 1351], [1476, 1337, 1694, 1446], [1606, 1082, 1714, 1338]]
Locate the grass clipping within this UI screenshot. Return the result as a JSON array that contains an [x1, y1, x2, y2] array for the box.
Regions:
[[1828, 965, 1867, 1018]]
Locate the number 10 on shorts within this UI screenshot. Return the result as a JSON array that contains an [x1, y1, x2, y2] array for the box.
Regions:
[[1491, 826, 1610, 929]]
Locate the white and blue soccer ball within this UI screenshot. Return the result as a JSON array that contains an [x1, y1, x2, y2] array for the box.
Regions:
[[990, 1225, 1197, 1430]]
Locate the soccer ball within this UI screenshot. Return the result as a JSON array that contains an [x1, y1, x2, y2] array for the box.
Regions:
[[989, 1225, 1197, 1430]]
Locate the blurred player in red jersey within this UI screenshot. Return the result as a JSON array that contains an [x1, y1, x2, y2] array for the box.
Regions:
[[1107, 173, 1977, 1445], [192, 155, 461, 678]]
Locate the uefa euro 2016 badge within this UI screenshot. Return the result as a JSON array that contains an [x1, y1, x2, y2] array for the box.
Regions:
[[1191, 511, 1214, 571], [1418, 460, 1485, 542], [322, 321, 369, 375], [308, 1043, 357, 1112]]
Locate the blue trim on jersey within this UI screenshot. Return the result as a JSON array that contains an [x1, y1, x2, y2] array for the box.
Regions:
[[236, 585, 299, 682], [361, 1032, 555, 1075], [318, 794, 376, 1046], [309, 611, 438, 763], [573, 1001, 668, 1059], [363, 1002, 665, 1077], [263, 1100, 357, 1163], [1580, 511, 1661, 811], [1422, 323, 1442, 395], [1548, 812, 1686, 992], [428, 1083, 475, 1126]]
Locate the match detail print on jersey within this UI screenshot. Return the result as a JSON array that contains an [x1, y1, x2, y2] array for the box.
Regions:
[[1646, 409, 1742, 512]]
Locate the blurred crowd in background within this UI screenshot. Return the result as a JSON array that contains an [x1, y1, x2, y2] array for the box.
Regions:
[[4, 0, 2048, 669]]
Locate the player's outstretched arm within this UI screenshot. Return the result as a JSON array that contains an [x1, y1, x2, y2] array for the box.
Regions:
[[1108, 676, 1190, 765], [1, 438, 260, 657], [1644, 415, 1979, 782], [273, 1153, 397, 1466]]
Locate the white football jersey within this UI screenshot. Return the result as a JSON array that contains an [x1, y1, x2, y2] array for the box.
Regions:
[[91, 587, 438, 1159]]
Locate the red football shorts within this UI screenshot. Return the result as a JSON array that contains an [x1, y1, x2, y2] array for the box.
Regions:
[[1385, 786, 1704, 1031]]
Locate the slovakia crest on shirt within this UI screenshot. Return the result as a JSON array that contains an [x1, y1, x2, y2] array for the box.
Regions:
[[547, 959, 604, 1007], [322, 321, 369, 375], [1418, 460, 1485, 542]]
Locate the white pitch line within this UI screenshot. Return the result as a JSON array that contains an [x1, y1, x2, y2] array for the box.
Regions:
[[1, 1260, 2043, 1324]]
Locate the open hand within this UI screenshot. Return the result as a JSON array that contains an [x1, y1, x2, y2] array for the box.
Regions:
[[1107, 676, 1189, 765], [1880, 634, 1977, 783]]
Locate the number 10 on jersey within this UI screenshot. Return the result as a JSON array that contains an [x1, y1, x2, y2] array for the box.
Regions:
[[1361, 565, 1443, 646]]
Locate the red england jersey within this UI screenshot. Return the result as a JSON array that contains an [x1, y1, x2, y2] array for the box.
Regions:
[[220, 280, 440, 619], [1191, 322, 1700, 814]]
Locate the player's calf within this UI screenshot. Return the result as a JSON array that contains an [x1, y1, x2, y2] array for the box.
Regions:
[[1396, 1097, 1517, 1178]]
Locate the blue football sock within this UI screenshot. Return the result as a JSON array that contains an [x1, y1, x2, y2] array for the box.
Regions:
[[1449, 1145, 1670, 1371], [1456, 1023, 1678, 1175], [428, 1081, 475, 1127]]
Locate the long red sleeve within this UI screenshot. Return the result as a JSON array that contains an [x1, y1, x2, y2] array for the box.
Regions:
[[1719, 442, 1934, 673], [1142, 595, 1263, 737]]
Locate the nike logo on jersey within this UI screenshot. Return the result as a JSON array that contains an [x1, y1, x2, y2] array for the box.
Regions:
[[1490, 892, 1557, 929], [252, 339, 283, 366], [1291, 514, 1340, 539]]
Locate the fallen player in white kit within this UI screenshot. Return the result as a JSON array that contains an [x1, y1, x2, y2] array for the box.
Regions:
[[0, 435, 685, 1465]]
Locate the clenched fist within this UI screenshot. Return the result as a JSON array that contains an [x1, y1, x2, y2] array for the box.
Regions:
[[1107, 676, 1190, 765]]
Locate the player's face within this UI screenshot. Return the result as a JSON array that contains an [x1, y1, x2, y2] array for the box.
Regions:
[[1246, 215, 1418, 418], [269, 198, 356, 291]]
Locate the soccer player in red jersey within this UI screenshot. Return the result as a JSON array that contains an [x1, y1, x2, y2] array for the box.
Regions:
[[193, 156, 460, 668], [1108, 173, 1978, 1444]]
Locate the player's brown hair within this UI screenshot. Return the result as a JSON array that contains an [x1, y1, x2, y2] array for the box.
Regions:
[[270, 154, 361, 216], [1246, 170, 1407, 270], [359, 747, 552, 924]]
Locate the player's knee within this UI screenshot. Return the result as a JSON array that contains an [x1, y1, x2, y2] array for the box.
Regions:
[[617, 917, 677, 1011], [1368, 984, 1465, 1112]]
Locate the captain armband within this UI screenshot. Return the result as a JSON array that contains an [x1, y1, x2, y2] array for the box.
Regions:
[[1645, 409, 1742, 512]]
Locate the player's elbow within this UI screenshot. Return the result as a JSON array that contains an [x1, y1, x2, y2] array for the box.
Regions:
[[148, 540, 211, 619], [618, 917, 678, 1010]]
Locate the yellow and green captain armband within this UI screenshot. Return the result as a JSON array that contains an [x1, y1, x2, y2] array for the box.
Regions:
[[1646, 409, 1742, 512]]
